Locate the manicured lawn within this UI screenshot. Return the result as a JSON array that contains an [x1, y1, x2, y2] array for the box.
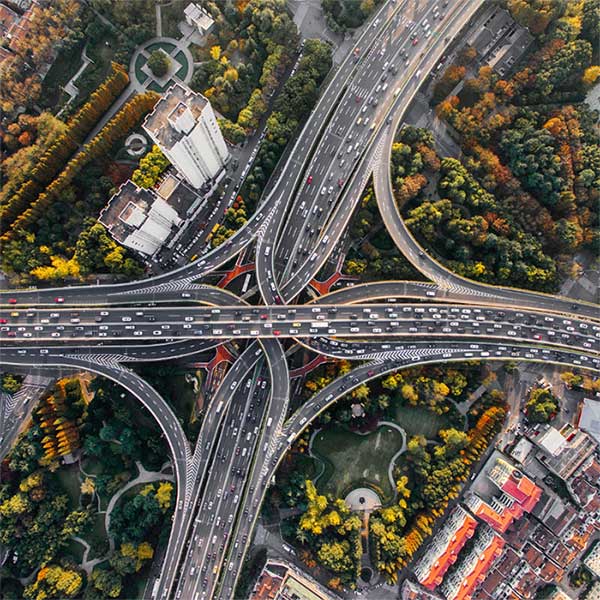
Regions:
[[146, 41, 177, 54], [73, 25, 120, 107], [40, 42, 85, 109], [160, 0, 187, 39], [393, 404, 452, 439], [81, 457, 103, 476], [135, 53, 149, 85], [174, 50, 190, 79], [56, 463, 82, 510], [85, 512, 110, 560], [148, 80, 172, 93], [64, 538, 86, 564], [311, 425, 404, 503]]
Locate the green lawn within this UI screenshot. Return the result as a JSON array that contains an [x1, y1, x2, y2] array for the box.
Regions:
[[160, 0, 187, 39], [85, 512, 110, 560], [146, 41, 177, 54], [56, 463, 82, 510], [174, 50, 190, 79], [135, 53, 149, 86], [393, 404, 452, 439], [311, 425, 404, 503], [73, 25, 120, 107], [40, 42, 85, 109], [64, 538, 86, 564]]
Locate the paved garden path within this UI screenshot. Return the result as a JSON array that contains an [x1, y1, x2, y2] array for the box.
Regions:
[[104, 461, 174, 553], [378, 421, 407, 500]]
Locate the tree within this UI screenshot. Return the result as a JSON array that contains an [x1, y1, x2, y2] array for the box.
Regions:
[[88, 567, 122, 598], [23, 565, 83, 599], [582, 65, 600, 86], [155, 481, 173, 511], [525, 387, 559, 423], [147, 51, 170, 77], [131, 145, 170, 189], [1, 373, 22, 394]]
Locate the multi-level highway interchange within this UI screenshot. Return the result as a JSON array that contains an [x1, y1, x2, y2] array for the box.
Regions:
[[1, 1, 599, 599]]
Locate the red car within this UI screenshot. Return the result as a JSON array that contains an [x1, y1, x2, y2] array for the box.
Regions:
[[260, 314, 268, 320], [8, 298, 17, 304], [337, 178, 344, 188], [306, 175, 313, 184], [412, 37, 419, 46], [273, 330, 281, 336], [55, 297, 64, 303]]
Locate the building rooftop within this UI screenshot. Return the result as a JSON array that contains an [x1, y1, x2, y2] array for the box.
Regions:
[[504, 516, 535, 551], [579, 399, 600, 444], [583, 456, 600, 483], [143, 83, 208, 150], [441, 527, 505, 600], [569, 474, 600, 509], [250, 560, 340, 600], [184, 2, 213, 29], [400, 580, 443, 600], [0, 3, 19, 39], [465, 457, 541, 534], [534, 424, 597, 480], [99, 181, 156, 245], [509, 437, 534, 465], [415, 506, 478, 589], [532, 493, 577, 536], [584, 541, 600, 578]]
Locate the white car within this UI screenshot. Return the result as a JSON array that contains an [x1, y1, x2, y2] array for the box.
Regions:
[[184, 316, 194, 322]]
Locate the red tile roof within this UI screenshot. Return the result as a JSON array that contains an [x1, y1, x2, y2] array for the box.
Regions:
[[420, 512, 478, 589], [500, 472, 542, 512], [455, 534, 505, 600]]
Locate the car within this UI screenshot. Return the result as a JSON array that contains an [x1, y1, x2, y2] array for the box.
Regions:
[[55, 297, 64, 303], [51, 332, 60, 337], [184, 316, 193, 322], [0, 319, 6, 324], [412, 37, 419, 45], [273, 330, 281, 336], [8, 298, 17, 304], [306, 175, 313, 184], [100, 311, 109, 316]]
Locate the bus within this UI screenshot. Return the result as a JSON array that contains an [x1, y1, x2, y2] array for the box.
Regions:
[[241, 273, 251, 294]]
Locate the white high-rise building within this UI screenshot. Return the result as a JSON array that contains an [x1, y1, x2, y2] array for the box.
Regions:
[[143, 82, 230, 189]]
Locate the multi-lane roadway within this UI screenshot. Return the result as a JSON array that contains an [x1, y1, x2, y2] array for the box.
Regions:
[[1, 1, 599, 599]]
